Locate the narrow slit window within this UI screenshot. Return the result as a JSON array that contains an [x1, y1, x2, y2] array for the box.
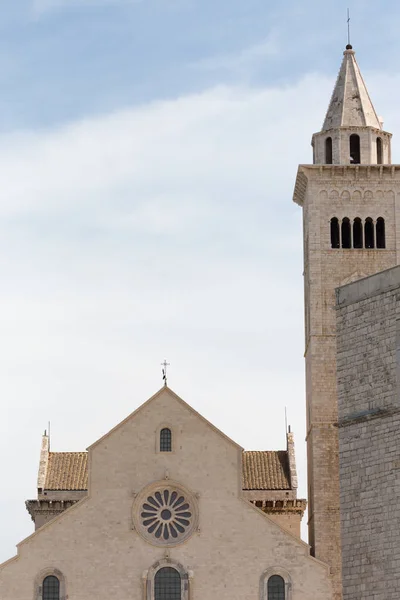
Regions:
[[377, 137, 383, 164], [341, 217, 351, 248], [350, 134, 361, 164], [365, 218, 375, 248], [155, 567, 181, 600], [330, 217, 340, 249], [160, 428, 172, 452], [353, 218, 363, 248], [267, 575, 285, 600], [42, 576, 60, 600], [376, 217, 385, 248], [325, 137, 333, 164]]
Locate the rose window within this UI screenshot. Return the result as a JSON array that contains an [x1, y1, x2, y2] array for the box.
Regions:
[[141, 490, 192, 541], [133, 482, 198, 547]]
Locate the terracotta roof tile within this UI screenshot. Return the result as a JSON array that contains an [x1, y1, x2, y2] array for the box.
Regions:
[[44, 450, 291, 492], [45, 452, 88, 491], [242, 451, 291, 490]]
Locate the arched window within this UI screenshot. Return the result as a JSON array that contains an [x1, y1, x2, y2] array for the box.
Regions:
[[365, 217, 375, 248], [376, 217, 385, 248], [325, 137, 333, 164], [350, 134, 361, 164], [353, 218, 363, 248], [160, 428, 172, 452], [155, 567, 181, 600], [42, 576, 60, 600], [341, 217, 351, 249], [330, 217, 340, 248], [377, 137, 383, 164], [268, 575, 285, 600]]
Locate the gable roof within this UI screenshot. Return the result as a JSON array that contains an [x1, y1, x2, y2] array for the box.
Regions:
[[43, 449, 292, 492], [45, 452, 88, 491], [88, 386, 243, 451], [242, 451, 291, 490]]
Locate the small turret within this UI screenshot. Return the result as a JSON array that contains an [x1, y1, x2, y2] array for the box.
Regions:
[[312, 46, 392, 165]]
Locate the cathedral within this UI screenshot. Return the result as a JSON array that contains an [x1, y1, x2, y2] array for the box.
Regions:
[[1, 43, 400, 600]]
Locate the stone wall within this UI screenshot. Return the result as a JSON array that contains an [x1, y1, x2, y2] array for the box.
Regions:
[[293, 163, 400, 600], [336, 265, 400, 600]]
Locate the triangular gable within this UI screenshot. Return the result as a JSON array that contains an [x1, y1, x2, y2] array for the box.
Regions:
[[87, 386, 243, 451]]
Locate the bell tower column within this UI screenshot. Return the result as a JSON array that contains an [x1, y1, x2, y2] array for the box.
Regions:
[[293, 45, 400, 600]]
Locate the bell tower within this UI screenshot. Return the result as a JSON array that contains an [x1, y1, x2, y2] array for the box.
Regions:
[[293, 45, 400, 600]]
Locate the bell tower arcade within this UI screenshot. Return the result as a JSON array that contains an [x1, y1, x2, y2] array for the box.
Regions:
[[293, 45, 400, 600]]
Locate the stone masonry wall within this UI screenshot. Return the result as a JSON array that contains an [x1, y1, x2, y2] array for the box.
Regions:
[[296, 164, 400, 600], [336, 266, 400, 600]]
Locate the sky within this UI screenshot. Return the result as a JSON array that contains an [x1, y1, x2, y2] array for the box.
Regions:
[[1, 0, 400, 563]]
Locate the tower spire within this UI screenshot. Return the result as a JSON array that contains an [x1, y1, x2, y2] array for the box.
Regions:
[[323, 47, 381, 131]]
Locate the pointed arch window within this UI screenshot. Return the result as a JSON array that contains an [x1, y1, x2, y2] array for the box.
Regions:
[[42, 576, 60, 600], [267, 575, 285, 600], [377, 137, 383, 164], [376, 217, 385, 248], [350, 134, 361, 164], [325, 137, 333, 164], [341, 217, 351, 249], [160, 428, 172, 452], [155, 567, 181, 600], [353, 218, 363, 248], [365, 218, 375, 249], [330, 217, 340, 249]]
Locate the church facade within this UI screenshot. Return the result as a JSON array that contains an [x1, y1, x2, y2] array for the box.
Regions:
[[1, 43, 400, 600], [0, 387, 332, 600]]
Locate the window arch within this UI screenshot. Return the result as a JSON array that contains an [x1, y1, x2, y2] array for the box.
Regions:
[[160, 428, 172, 452], [35, 569, 65, 600], [341, 217, 351, 249], [350, 134, 361, 164], [376, 217, 386, 248], [325, 137, 333, 164], [155, 567, 181, 600], [260, 568, 291, 600], [268, 575, 285, 600], [353, 218, 363, 248], [146, 560, 190, 600], [330, 217, 340, 248], [377, 137, 383, 164], [42, 576, 60, 600], [365, 217, 375, 248]]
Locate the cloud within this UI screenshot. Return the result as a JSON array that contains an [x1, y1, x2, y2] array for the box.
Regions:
[[192, 36, 279, 77], [2, 66, 400, 561]]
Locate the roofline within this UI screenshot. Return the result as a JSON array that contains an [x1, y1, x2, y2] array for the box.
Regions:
[[87, 386, 244, 451]]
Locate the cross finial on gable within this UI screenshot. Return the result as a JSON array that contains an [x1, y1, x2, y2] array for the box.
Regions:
[[161, 359, 170, 386]]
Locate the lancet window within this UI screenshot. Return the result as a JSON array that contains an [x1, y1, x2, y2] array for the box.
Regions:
[[350, 134, 361, 164], [325, 137, 333, 164]]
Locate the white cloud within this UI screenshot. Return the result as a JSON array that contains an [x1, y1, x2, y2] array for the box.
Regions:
[[192, 36, 279, 76], [2, 68, 400, 562]]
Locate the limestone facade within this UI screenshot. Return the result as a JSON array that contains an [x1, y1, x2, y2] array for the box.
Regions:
[[293, 45, 400, 600], [336, 266, 400, 599], [0, 387, 333, 600]]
